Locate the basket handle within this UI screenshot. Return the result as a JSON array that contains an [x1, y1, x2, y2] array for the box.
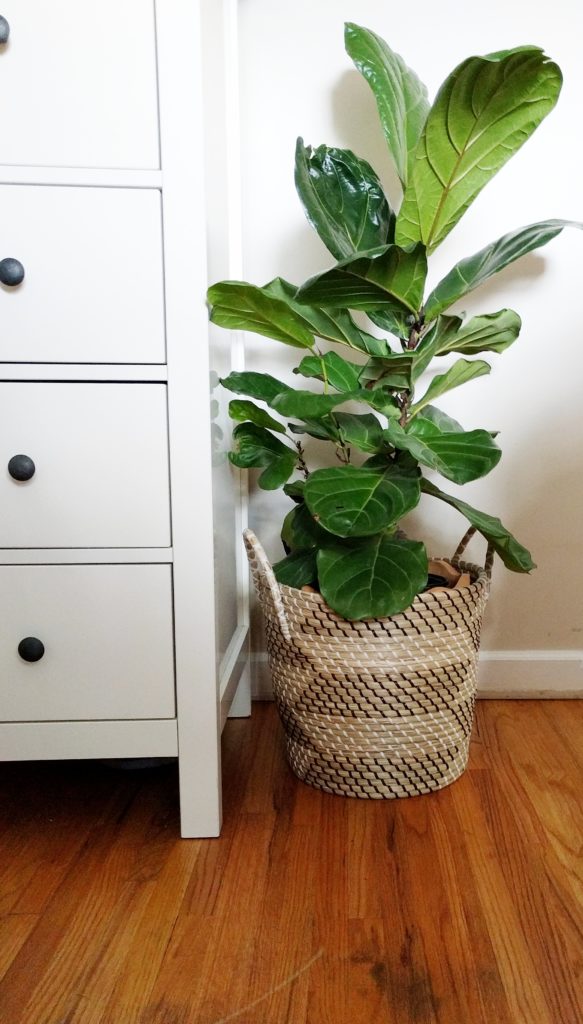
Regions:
[[452, 526, 494, 581], [243, 528, 292, 641]]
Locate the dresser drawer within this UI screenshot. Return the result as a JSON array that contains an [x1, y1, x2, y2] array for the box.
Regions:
[[0, 564, 175, 721], [0, 186, 165, 364], [0, 1, 159, 168], [0, 383, 171, 548]]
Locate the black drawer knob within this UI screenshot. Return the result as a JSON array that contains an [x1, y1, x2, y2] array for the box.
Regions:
[[0, 16, 9, 45], [8, 454, 35, 481], [18, 637, 45, 663], [0, 258, 25, 287]]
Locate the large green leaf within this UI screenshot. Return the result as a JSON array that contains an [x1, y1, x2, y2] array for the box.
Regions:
[[229, 423, 297, 490], [359, 353, 414, 391], [273, 549, 318, 589], [222, 370, 399, 422], [333, 412, 385, 454], [396, 48, 562, 251], [283, 480, 306, 502], [424, 221, 578, 318], [304, 461, 420, 538], [271, 389, 360, 419], [296, 243, 427, 314], [421, 479, 535, 571], [368, 308, 411, 341], [410, 358, 491, 417], [288, 416, 340, 442], [294, 139, 394, 260], [221, 371, 290, 405], [228, 399, 287, 434], [317, 535, 428, 619], [211, 278, 393, 358], [364, 388, 402, 418], [385, 419, 501, 484], [264, 278, 392, 357], [344, 23, 430, 188], [281, 502, 328, 552], [208, 281, 315, 348], [418, 405, 464, 433], [295, 352, 361, 393], [415, 311, 521, 374]]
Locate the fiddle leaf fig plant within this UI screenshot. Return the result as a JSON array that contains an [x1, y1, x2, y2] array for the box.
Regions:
[[208, 24, 580, 621]]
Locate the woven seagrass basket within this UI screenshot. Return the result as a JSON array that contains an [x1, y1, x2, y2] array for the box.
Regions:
[[244, 527, 493, 799]]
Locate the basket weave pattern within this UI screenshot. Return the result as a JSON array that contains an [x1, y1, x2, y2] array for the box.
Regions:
[[244, 529, 491, 799]]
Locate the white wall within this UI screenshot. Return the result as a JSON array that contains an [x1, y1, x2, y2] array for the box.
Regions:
[[236, 0, 583, 687]]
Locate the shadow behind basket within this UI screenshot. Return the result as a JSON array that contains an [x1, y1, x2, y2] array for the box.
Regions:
[[244, 528, 492, 799]]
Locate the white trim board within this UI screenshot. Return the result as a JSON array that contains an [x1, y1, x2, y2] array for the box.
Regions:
[[249, 651, 583, 701]]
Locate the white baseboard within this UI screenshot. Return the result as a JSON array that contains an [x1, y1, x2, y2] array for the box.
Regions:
[[250, 650, 583, 701]]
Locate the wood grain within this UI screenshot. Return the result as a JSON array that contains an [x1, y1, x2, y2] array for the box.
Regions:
[[0, 700, 581, 1023]]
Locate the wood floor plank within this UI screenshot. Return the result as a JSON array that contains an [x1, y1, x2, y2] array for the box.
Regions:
[[0, 700, 582, 1023], [0, 771, 176, 1024], [450, 771, 557, 1024], [475, 763, 583, 1023], [0, 913, 39, 982]]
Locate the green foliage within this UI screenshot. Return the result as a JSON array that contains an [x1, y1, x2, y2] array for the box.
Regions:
[[207, 24, 579, 619], [304, 462, 421, 538], [424, 221, 576, 317], [317, 535, 428, 620], [409, 358, 491, 416], [295, 140, 395, 259], [384, 420, 501, 485], [297, 243, 427, 315], [344, 23, 429, 188], [395, 49, 563, 251], [229, 423, 297, 490], [421, 480, 535, 571]]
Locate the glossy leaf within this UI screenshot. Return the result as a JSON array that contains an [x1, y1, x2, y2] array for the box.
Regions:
[[221, 371, 290, 406], [317, 535, 428, 620], [359, 354, 414, 391], [228, 399, 287, 434], [344, 23, 430, 188], [422, 479, 535, 571], [418, 405, 464, 433], [364, 388, 402, 418], [424, 221, 578, 318], [368, 308, 411, 341], [334, 412, 385, 454], [229, 423, 297, 490], [208, 281, 315, 348], [396, 48, 562, 251], [297, 243, 427, 314], [295, 139, 394, 260], [211, 278, 393, 358], [281, 502, 328, 552], [415, 311, 522, 373], [265, 278, 392, 356], [385, 419, 501, 484], [292, 420, 342, 441], [304, 461, 420, 538], [273, 549, 318, 589], [283, 480, 306, 502], [288, 417, 340, 441], [272, 388, 359, 419], [410, 358, 490, 417], [295, 352, 361, 392]]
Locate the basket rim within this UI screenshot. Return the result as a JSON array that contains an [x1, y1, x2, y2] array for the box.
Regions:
[[276, 556, 489, 624]]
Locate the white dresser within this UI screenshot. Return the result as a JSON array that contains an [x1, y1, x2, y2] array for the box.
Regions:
[[0, 0, 249, 837]]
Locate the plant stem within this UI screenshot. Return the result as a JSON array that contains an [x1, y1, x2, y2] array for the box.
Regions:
[[295, 441, 309, 479], [397, 392, 410, 428]]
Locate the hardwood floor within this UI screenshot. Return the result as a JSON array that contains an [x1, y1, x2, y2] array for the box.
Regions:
[[0, 700, 582, 1023]]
